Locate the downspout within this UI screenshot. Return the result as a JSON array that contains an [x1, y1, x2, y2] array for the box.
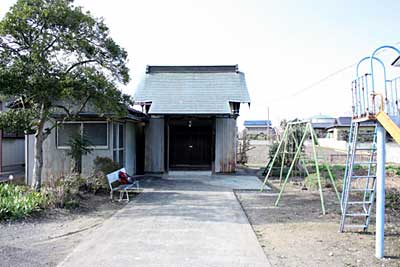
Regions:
[[0, 101, 3, 173], [25, 133, 29, 185]]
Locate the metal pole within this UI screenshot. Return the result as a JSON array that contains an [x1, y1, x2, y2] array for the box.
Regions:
[[260, 126, 289, 191], [357, 56, 386, 77], [369, 45, 400, 259], [279, 134, 288, 185], [309, 123, 326, 215], [375, 123, 386, 259], [290, 131, 310, 177], [325, 164, 341, 203], [275, 126, 309, 206]]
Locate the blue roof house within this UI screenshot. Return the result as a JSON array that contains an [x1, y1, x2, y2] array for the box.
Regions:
[[244, 120, 272, 127], [243, 120, 274, 138]]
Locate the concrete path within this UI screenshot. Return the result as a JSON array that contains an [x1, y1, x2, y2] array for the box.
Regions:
[[58, 174, 270, 267]]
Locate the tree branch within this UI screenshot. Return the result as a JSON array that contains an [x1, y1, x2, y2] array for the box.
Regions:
[[75, 95, 91, 116], [41, 37, 58, 56], [0, 44, 22, 57], [54, 105, 71, 117], [16, 29, 31, 48], [65, 59, 97, 74]]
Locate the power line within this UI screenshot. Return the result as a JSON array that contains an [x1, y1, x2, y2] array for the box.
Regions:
[[267, 63, 355, 103], [268, 41, 400, 103]]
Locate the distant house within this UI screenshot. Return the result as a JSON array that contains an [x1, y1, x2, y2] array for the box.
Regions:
[[243, 120, 275, 139], [310, 115, 336, 138], [326, 116, 375, 141], [134, 65, 251, 173], [25, 107, 147, 185]]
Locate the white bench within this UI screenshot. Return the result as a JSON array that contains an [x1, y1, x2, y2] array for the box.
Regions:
[[106, 168, 140, 202]]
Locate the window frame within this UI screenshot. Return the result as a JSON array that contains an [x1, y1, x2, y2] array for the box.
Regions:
[[112, 122, 125, 166], [56, 121, 109, 150]]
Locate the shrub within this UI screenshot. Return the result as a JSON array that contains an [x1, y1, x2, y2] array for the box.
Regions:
[[42, 174, 85, 209], [304, 173, 335, 190], [386, 165, 400, 176], [86, 171, 109, 193], [67, 133, 93, 174], [386, 189, 400, 211], [87, 157, 121, 193], [266, 121, 305, 176], [268, 142, 283, 166], [0, 183, 47, 220]]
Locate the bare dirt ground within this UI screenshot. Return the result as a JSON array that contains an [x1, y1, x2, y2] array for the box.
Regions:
[[236, 179, 400, 267], [0, 193, 127, 267]]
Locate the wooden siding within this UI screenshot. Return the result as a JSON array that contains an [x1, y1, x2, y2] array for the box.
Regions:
[[215, 117, 237, 173]]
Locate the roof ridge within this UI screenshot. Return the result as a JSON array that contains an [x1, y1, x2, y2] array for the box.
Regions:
[[146, 65, 239, 74]]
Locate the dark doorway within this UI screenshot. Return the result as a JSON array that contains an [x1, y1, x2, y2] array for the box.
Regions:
[[135, 125, 145, 174], [169, 118, 213, 170]]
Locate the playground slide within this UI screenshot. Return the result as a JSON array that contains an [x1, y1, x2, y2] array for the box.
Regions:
[[375, 111, 400, 144]]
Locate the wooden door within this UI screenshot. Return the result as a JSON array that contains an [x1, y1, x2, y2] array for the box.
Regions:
[[169, 124, 212, 169]]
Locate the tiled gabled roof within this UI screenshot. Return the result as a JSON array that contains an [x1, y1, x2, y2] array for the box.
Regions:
[[133, 65, 251, 114]]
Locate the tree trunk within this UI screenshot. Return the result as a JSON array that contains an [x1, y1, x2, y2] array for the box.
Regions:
[[71, 155, 82, 174], [32, 116, 46, 192]]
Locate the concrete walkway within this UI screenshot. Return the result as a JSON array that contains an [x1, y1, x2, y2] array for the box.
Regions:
[[58, 173, 270, 267]]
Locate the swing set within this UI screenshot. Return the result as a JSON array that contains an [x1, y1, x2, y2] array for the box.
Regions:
[[260, 120, 341, 215]]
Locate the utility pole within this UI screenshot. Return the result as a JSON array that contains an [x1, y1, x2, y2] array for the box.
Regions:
[[267, 106, 270, 142]]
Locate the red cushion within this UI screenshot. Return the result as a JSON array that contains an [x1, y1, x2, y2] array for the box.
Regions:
[[118, 171, 129, 184]]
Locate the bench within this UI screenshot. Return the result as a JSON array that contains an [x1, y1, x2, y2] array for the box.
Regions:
[[106, 168, 140, 202]]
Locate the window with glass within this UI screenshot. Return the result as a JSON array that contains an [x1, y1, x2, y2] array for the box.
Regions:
[[112, 123, 124, 166], [57, 122, 108, 149]]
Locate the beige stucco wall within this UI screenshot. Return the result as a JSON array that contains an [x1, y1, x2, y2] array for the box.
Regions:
[[144, 117, 165, 173], [26, 120, 140, 185], [125, 121, 137, 175]]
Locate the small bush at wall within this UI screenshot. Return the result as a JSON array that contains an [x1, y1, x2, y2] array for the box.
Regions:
[[0, 183, 47, 221], [93, 157, 121, 174]]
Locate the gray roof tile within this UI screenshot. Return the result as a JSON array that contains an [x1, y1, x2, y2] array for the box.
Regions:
[[133, 66, 250, 114]]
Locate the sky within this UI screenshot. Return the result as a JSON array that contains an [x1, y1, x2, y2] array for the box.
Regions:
[[1, 0, 400, 128]]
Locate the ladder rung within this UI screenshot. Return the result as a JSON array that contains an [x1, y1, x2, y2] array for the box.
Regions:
[[350, 188, 374, 192], [346, 213, 369, 217], [351, 175, 376, 179], [355, 133, 377, 136], [348, 201, 372, 205], [355, 148, 376, 151], [345, 224, 367, 228]]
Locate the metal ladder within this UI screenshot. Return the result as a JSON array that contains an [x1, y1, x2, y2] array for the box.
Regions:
[[339, 121, 378, 232]]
